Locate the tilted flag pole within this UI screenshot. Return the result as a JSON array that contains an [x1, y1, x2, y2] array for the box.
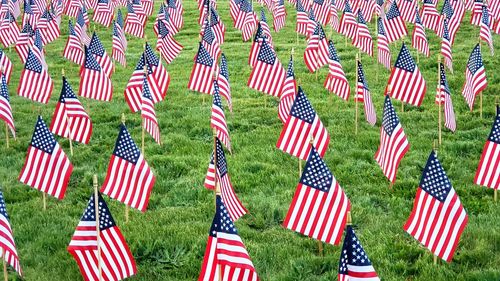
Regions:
[[93, 174, 103, 281], [309, 135, 324, 256], [432, 139, 439, 265], [61, 69, 73, 156], [478, 37, 483, 118], [355, 52, 359, 135], [121, 112, 131, 224]]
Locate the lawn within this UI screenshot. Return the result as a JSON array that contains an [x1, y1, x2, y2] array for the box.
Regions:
[[0, 0, 499, 280]]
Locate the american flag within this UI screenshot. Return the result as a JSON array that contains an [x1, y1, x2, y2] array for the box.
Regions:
[[329, 0, 340, 31], [167, 0, 184, 31], [259, 9, 273, 45], [112, 20, 127, 66], [198, 0, 210, 24], [311, 0, 329, 25], [436, 63, 456, 132], [470, 0, 484, 25], [441, 19, 453, 72], [64, 20, 85, 66], [68, 192, 137, 281], [248, 40, 285, 97], [340, 0, 357, 39], [15, 23, 34, 64], [93, 0, 113, 27], [304, 24, 320, 72], [283, 146, 350, 245], [296, 0, 309, 35], [75, 9, 91, 46], [32, 29, 47, 69], [324, 40, 350, 101], [338, 226, 379, 281], [204, 138, 248, 221], [198, 196, 257, 281], [248, 23, 267, 67], [38, 9, 60, 45], [398, 0, 417, 23], [357, 61, 377, 126], [449, 0, 465, 44], [377, 17, 391, 69], [10, 0, 21, 19], [22, 0, 36, 28], [79, 46, 113, 101], [375, 95, 409, 183], [0, 74, 14, 138], [0, 48, 12, 85], [474, 106, 500, 190], [353, 11, 373, 56], [0, 12, 19, 48], [50, 77, 92, 144], [273, 0, 286, 31], [209, 7, 225, 44], [359, 0, 376, 21], [141, 76, 161, 144], [144, 43, 170, 103], [412, 9, 430, 57], [211, 81, 231, 151], [101, 124, 156, 212], [384, 1, 407, 43], [85, 0, 97, 10], [491, 0, 500, 19], [201, 19, 221, 60], [279, 56, 297, 124], [404, 151, 468, 262], [142, 0, 153, 16], [18, 116, 73, 199], [421, 0, 440, 32], [18, 49, 53, 104], [0, 191, 22, 277], [277, 87, 330, 160], [188, 43, 216, 95], [154, 4, 167, 35], [64, 0, 80, 18], [89, 32, 113, 78], [480, 5, 494, 55], [462, 44, 487, 111], [124, 1, 145, 38], [217, 54, 232, 112], [81, 5, 91, 25], [156, 20, 182, 64], [236, 0, 257, 41], [125, 55, 149, 112], [230, 0, 242, 24], [387, 43, 427, 106]]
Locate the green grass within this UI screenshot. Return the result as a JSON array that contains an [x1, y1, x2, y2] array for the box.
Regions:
[[0, 1, 499, 280]]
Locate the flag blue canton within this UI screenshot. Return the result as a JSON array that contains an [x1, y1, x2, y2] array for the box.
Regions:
[[84, 47, 102, 71], [314, 0, 324, 5], [158, 20, 169, 37], [0, 75, 9, 101], [81, 193, 116, 231], [415, 8, 423, 24], [377, 0, 384, 6], [31, 116, 56, 154], [300, 147, 333, 192], [357, 61, 369, 90], [144, 43, 160, 66], [424, 0, 433, 4], [0, 191, 10, 221], [25, 50, 43, 73], [441, 0, 454, 19], [257, 40, 276, 65], [113, 124, 141, 164], [196, 43, 214, 66], [382, 96, 400, 136], [358, 10, 367, 24], [213, 80, 222, 108], [142, 76, 153, 101], [210, 7, 219, 26], [439, 64, 450, 95], [60, 77, 77, 102], [89, 33, 106, 57], [167, 0, 176, 8], [286, 56, 294, 78], [240, 0, 253, 13], [467, 44, 483, 74], [443, 19, 450, 40], [344, 1, 352, 13], [297, 0, 305, 12], [481, 5, 489, 25], [290, 87, 316, 124], [34, 29, 43, 51], [318, 25, 326, 40], [24, 0, 33, 14], [309, 8, 316, 19], [395, 44, 416, 72], [209, 196, 238, 237], [328, 40, 340, 62], [339, 226, 373, 274], [377, 17, 386, 35], [5, 12, 15, 23], [41, 8, 53, 20], [220, 54, 229, 80], [211, 138, 228, 177], [419, 152, 452, 202], [113, 21, 120, 36], [203, 21, 215, 44], [117, 9, 124, 27], [21, 22, 34, 36], [254, 23, 265, 41], [68, 20, 77, 36], [488, 106, 500, 144], [260, 8, 267, 22], [77, 9, 86, 26], [387, 2, 401, 19], [134, 54, 147, 72], [127, 2, 135, 14]]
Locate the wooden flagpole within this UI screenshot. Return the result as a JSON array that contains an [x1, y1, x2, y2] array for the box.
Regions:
[[121, 113, 130, 223], [387, 84, 395, 191], [2, 256, 7, 281], [308, 135, 323, 255], [93, 174, 103, 281], [355, 53, 359, 135], [437, 55, 442, 146], [432, 139, 439, 264], [62, 69, 74, 156]]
